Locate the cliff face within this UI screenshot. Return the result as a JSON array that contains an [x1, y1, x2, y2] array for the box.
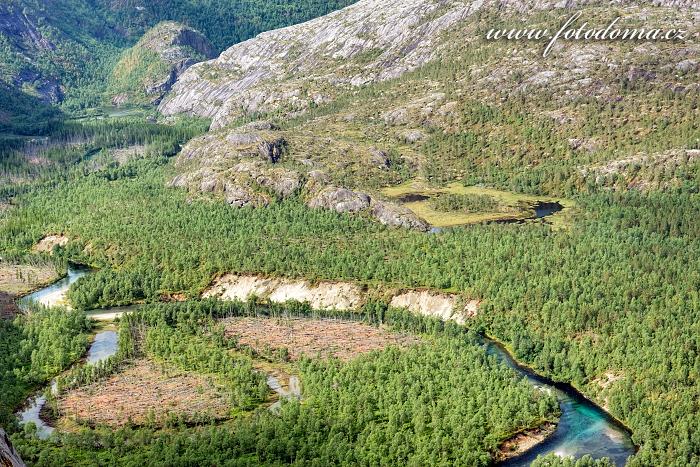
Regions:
[[159, 0, 699, 129], [0, 429, 25, 467]]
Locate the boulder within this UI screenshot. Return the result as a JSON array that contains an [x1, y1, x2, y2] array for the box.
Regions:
[[226, 132, 263, 146], [369, 148, 391, 168], [258, 138, 287, 163], [403, 130, 425, 143], [307, 186, 370, 213], [371, 200, 429, 231], [255, 169, 302, 197], [224, 183, 268, 208]]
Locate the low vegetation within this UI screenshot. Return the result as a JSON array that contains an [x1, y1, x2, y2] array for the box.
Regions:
[[57, 359, 231, 428], [222, 316, 419, 361], [430, 192, 500, 213]]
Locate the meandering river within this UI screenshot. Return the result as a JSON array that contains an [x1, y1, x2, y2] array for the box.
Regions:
[[485, 340, 635, 465], [16, 265, 635, 464], [17, 266, 122, 438]]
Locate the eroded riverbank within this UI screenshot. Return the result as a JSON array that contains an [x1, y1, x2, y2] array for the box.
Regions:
[[13, 265, 636, 464]]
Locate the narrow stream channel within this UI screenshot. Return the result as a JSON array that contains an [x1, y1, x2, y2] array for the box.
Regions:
[[16, 265, 121, 438], [15, 265, 635, 464]]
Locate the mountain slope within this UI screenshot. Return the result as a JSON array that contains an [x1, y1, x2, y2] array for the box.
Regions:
[[159, 0, 699, 129], [160, 0, 698, 228], [0, 0, 360, 119], [93, 0, 361, 53], [108, 22, 215, 106]]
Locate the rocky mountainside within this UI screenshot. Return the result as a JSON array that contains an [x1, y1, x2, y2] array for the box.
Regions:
[[0, 0, 125, 104], [109, 22, 215, 106], [0, 0, 360, 128], [160, 0, 698, 228], [0, 428, 24, 467], [159, 0, 699, 128]]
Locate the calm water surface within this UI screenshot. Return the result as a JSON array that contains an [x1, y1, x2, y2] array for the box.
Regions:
[[484, 340, 636, 466]]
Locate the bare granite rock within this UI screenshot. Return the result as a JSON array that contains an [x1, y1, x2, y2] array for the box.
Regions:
[[159, 0, 699, 127], [369, 148, 391, 168], [159, 0, 479, 128], [0, 428, 25, 467], [224, 183, 269, 208], [307, 186, 371, 213], [371, 200, 429, 231]]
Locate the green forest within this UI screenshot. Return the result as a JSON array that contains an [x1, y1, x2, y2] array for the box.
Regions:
[[1, 2, 699, 466], [7, 299, 558, 466], [0, 121, 699, 464]]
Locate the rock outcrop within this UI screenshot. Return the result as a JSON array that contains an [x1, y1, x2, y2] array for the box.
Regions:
[[171, 128, 430, 230], [307, 187, 371, 213], [370, 201, 430, 231], [159, 0, 476, 128], [110, 22, 215, 105], [161, 0, 696, 228], [159, 0, 698, 129], [0, 428, 25, 467]]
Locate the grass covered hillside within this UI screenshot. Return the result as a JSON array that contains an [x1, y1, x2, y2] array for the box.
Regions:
[[107, 22, 216, 106]]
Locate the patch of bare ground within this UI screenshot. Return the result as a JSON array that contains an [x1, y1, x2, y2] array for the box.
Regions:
[[496, 422, 557, 462], [32, 234, 69, 254], [111, 145, 145, 165], [222, 317, 420, 361], [594, 371, 624, 389], [0, 262, 60, 296], [0, 292, 19, 319], [57, 359, 231, 428]]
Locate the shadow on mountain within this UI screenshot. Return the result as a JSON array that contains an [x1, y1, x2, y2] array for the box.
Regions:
[[0, 82, 63, 150]]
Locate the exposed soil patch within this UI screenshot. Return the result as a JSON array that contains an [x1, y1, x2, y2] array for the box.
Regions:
[[32, 235, 69, 254], [390, 290, 479, 325], [222, 317, 419, 361], [496, 422, 557, 461], [57, 359, 230, 428], [0, 262, 60, 296], [204, 274, 364, 311], [594, 371, 624, 389]]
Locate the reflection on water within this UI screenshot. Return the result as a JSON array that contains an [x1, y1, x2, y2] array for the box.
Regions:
[[19, 265, 89, 309], [397, 193, 431, 203], [17, 393, 54, 440], [484, 340, 635, 466], [533, 202, 564, 219], [87, 331, 119, 364]]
